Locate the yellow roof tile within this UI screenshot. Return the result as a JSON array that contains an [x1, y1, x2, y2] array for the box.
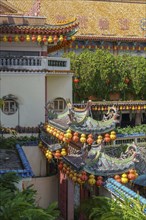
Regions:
[[5, 0, 146, 38]]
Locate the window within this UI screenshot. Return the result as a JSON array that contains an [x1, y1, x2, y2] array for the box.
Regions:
[[53, 98, 66, 112], [2, 99, 17, 115]]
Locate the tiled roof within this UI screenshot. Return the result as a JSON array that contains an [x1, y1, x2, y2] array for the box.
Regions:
[[48, 103, 119, 134], [62, 144, 142, 176], [6, 0, 146, 39], [133, 174, 146, 186], [105, 178, 146, 206]]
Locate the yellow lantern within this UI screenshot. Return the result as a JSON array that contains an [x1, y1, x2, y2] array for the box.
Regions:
[[14, 35, 19, 42], [71, 36, 76, 41], [110, 131, 116, 141], [122, 173, 127, 178], [61, 148, 67, 156], [3, 35, 8, 42], [59, 35, 64, 42], [48, 36, 53, 43], [121, 177, 128, 184], [26, 35, 30, 42], [88, 175, 96, 186], [37, 35, 42, 42], [80, 134, 86, 143]]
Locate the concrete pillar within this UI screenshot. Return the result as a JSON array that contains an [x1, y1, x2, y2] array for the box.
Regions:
[[135, 110, 142, 126]]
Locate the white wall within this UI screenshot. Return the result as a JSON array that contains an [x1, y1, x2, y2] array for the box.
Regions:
[[47, 74, 73, 103], [22, 146, 47, 177], [0, 41, 47, 53], [0, 73, 45, 127]]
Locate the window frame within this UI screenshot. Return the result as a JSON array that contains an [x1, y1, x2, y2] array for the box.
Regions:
[[2, 99, 18, 115], [53, 98, 66, 112]]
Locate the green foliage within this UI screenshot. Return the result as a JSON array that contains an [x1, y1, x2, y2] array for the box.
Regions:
[[63, 49, 146, 101], [80, 195, 146, 220], [0, 173, 60, 220], [0, 135, 38, 149], [116, 124, 146, 135]]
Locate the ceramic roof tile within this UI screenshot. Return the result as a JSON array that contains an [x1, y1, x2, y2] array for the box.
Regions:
[[5, 0, 145, 38], [105, 178, 146, 205]]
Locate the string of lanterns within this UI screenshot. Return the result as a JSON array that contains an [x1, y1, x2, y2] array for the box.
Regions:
[[1, 35, 76, 44], [45, 124, 117, 145], [91, 104, 146, 111], [38, 142, 139, 187]]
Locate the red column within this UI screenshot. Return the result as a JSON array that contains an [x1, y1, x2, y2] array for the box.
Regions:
[[67, 179, 74, 220], [59, 172, 67, 220]]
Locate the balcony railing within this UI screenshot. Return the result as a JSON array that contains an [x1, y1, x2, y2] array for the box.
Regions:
[[0, 56, 70, 71]]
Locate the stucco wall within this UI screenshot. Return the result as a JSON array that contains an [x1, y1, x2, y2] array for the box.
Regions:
[[0, 73, 45, 127], [46, 74, 73, 102], [23, 175, 58, 209], [22, 146, 47, 177]]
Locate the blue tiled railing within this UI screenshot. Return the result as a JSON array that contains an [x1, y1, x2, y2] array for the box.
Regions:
[[0, 144, 34, 178], [105, 178, 146, 207]]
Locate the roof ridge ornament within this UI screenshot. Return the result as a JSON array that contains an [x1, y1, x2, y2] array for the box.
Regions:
[[25, 0, 41, 17]]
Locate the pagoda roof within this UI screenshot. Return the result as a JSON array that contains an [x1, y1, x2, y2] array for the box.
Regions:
[[63, 143, 143, 176], [6, 0, 146, 40], [0, 15, 79, 35], [48, 101, 119, 134]]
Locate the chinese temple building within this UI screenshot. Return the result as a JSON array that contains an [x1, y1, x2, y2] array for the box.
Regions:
[[0, 0, 79, 128], [4, 0, 146, 57], [39, 101, 146, 219]]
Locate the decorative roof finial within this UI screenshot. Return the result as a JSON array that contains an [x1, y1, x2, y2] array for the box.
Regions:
[[25, 0, 41, 16]]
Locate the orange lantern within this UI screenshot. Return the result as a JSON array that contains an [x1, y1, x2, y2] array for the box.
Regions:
[[32, 35, 36, 42], [73, 77, 79, 84], [53, 35, 58, 43], [54, 150, 61, 159], [72, 135, 79, 143], [104, 133, 111, 143], [42, 35, 47, 43], [87, 136, 94, 145]]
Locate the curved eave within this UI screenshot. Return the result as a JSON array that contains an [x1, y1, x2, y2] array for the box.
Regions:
[[0, 22, 79, 35], [76, 35, 146, 43]]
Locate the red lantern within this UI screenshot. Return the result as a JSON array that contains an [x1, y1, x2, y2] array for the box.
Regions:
[[87, 136, 94, 145], [53, 35, 58, 43], [124, 78, 130, 84], [20, 36, 25, 42], [72, 135, 79, 143], [104, 133, 110, 143], [73, 78, 79, 84], [81, 172, 88, 182], [96, 179, 103, 187], [42, 35, 47, 43], [8, 36, 12, 42], [58, 162, 63, 171], [32, 35, 36, 42], [54, 150, 61, 159]]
